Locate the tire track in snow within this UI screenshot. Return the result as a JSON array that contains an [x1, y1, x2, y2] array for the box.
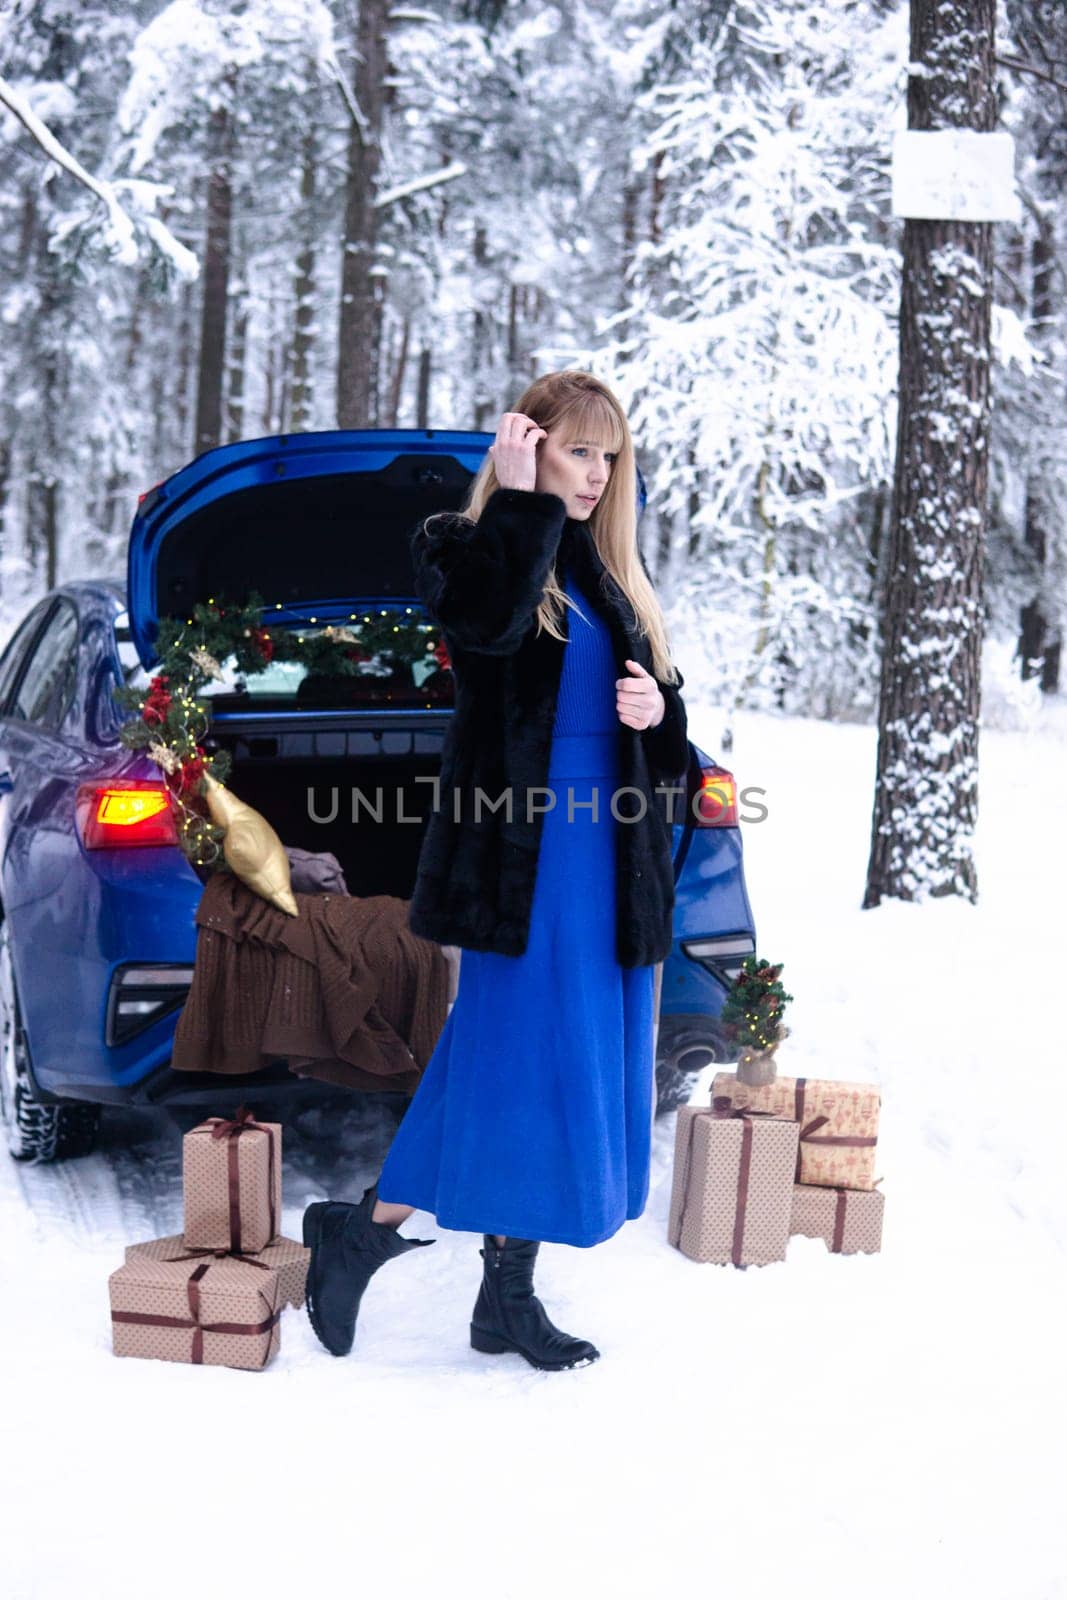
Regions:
[[4, 1108, 181, 1246], [1, 1098, 399, 1247]]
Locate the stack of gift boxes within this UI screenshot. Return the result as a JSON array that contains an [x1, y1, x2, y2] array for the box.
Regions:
[[668, 1070, 884, 1267], [108, 1108, 311, 1371]]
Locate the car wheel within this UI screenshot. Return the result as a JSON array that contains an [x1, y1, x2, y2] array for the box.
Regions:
[[654, 1016, 732, 1119], [0, 918, 101, 1162]]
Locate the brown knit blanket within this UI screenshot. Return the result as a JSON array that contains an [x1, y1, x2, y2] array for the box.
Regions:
[[171, 871, 450, 1095]]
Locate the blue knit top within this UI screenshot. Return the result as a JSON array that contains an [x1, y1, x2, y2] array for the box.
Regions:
[[552, 562, 619, 737]]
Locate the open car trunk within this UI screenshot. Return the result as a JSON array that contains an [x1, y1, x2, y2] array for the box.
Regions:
[[125, 430, 489, 900], [204, 712, 448, 902]]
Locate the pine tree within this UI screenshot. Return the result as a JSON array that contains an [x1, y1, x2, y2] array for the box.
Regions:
[[863, 0, 996, 907]]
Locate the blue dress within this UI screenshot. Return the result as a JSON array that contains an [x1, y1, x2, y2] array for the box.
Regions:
[[376, 562, 657, 1247]]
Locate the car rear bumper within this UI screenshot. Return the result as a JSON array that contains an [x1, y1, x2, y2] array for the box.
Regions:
[[31, 1057, 409, 1112]]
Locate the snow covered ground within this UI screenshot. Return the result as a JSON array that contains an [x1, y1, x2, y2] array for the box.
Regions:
[[2, 700, 1065, 1600]]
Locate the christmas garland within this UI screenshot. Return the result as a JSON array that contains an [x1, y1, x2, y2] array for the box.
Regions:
[[113, 590, 452, 869]]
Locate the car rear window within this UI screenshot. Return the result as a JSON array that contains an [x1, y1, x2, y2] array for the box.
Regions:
[[118, 621, 454, 713]]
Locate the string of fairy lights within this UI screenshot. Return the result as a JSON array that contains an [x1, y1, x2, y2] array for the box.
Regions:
[[113, 590, 452, 871], [719, 958, 794, 1058]]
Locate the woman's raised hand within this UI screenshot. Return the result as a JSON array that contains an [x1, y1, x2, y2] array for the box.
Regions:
[[489, 413, 548, 492]]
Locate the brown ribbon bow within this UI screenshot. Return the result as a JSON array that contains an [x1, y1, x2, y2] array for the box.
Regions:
[[793, 1079, 877, 1182], [112, 1260, 280, 1366], [711, 1096, 778, 1121], [204, 1106, 279, 1252], [165, 1245, 274, 1272]]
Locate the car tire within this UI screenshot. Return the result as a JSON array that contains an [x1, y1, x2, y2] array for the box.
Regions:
[[0, 918, 101, 1162], [654, 1016, 733, 1119]]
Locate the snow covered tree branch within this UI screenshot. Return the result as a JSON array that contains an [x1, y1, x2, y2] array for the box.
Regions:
[[0, 73, 198, 283]]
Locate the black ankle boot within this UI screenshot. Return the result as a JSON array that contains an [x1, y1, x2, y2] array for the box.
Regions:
[[302, 1184, 434, 1356], [470, 1236, 600, 1371]]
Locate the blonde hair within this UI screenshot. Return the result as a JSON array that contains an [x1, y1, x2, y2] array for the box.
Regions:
[[461, 370, 680, 684]]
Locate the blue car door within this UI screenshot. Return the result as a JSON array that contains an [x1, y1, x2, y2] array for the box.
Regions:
[[0, 600, 57, 889], [0, 600, 95, 1039]]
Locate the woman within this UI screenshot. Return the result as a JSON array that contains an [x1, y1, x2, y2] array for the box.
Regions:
[[303, 370, 689, 1371]]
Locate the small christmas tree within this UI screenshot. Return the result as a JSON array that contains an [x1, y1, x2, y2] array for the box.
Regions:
[[720, 957, 794, 1085]]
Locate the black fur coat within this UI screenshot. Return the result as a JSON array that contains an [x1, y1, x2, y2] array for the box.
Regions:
[[406, 487, 690, 968]]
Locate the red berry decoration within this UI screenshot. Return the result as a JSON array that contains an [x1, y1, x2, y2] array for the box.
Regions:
[[175, 750, 207, 797], [115, 589, 446, 875], [142, 674, 173, 726]]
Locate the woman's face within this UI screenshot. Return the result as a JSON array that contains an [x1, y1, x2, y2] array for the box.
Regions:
[[534, 428, 618, 519]]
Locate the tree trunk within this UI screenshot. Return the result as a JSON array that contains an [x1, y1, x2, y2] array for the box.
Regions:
[[290, 126, 318, 434], [262, 292, 279, 434], [387, 314, 411, 426], [369, 274, 387, 425], [416, 344, 432, 428], [225, 277, 249, 444], [650, 147, 666, 248], [91, 264, 152, 555], [508, 280, 528, 399], [863, 0, 995, 909], [336, 0, 390, 429], [26, 203, 63, 591], [471, 224, 492, 430], [27, 473, 58, 591], [622, 175, 640, 299], [647, 149, 674, 577], [0, 439, 10, 576], [194, 84, 236, 456], [173, 275, 196, 463], [1017, 214, 1060, 692], [686, 440, 701, 561]]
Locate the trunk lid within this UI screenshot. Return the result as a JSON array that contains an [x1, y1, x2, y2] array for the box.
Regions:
[[126, 429, 489, 668]]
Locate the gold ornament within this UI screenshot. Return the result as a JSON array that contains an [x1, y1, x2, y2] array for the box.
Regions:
[[201, 773, 298, 916], [322, 624, 359, 643], [189, 646, 225, 681]]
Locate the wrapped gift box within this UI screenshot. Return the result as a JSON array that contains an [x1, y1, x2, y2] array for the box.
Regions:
[[109, 1254, 281, 1370], [183, 1109, 282, 1253], [790, 1183, 885, 1255], [668, 1103, 799, 1266], [711, 1071, 881, 1192], [126, 1233, 310, 1309]]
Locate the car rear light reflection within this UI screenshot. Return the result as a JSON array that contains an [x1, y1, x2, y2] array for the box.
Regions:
[[695, 765, 738, 827], [75, 782, 179, 849], [682, 935, 756, 983], [106, 965, 194, 1045]]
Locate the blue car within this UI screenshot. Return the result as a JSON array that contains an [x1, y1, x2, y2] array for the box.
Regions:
[[0, 429, 756, 1162]]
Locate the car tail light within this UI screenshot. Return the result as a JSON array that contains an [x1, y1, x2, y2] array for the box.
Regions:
[[75, 781, 179, 849], [695, 764, 738, 827]]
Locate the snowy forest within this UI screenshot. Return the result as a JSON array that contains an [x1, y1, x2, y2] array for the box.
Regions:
[[0, 0, 1064, 740], [3, 11, 1067, 1583]]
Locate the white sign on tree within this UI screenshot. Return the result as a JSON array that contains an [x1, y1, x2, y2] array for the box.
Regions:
[[891, 129, 1020, 222]]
